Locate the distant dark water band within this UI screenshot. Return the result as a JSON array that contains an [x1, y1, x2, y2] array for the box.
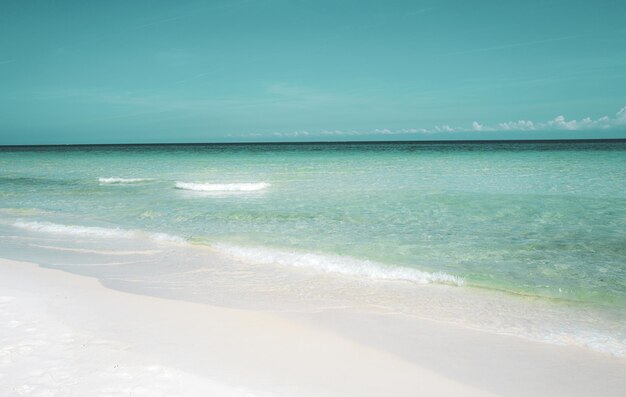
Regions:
[[2, 138, 626, 153]]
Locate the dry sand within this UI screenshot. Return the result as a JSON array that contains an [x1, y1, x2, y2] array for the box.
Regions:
[[1, 257, 624, 396]]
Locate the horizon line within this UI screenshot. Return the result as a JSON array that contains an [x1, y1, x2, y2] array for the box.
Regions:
[[1, 138, 626, 148]]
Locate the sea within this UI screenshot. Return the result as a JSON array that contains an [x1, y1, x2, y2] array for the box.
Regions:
[[1, 140, 625, 355]]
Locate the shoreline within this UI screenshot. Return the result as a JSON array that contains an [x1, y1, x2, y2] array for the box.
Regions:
[[0, 257, 495, 396], [2, 257, 625, 396], [3, 218, 625, 358]]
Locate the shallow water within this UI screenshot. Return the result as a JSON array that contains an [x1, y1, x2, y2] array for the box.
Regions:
[[1, 141, 625, 355]]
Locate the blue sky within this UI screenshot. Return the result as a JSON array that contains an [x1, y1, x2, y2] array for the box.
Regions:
[[1, 0, 625, 144]]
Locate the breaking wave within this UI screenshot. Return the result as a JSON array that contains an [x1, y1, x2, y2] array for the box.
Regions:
[[13, 221, 186, 244], [212, 243, 464, 286], [98, 177, 154, 184], [175, 182, 270, 192]]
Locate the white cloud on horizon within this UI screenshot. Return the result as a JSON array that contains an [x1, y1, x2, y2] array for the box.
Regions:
[[239, 106, 626, 139]]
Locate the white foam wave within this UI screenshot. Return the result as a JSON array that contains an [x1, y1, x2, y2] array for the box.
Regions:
[[13, 221, 186, 244], [98, 177, 153, 184], [213, 244, 464, 286], [175, 182, 270, 192], [541, 330, 626, 357], [148, 232, 187, 244]]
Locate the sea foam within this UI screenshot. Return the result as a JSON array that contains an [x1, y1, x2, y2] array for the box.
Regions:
[[13, 221, 186, 244], [175, 182, 270, 192], [98, 177, 154, 184], [213, 244, 464, 286]]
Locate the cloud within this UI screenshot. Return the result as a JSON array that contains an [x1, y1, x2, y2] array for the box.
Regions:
[[271, 130, 312, 138], [536, 110, 617, 131], [467, 106, 623, 133], [471, 121, 495, 132], [615, 106, 626, 125], [546, 115, 579, 130], [433, 125, 456, 133], [498, 120, 535, 131], [415, 106, 625, 134], [374, 128, 394, 135], [238, 106, 626, 139]]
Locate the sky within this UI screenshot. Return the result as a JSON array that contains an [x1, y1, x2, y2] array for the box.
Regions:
[[0, 0, 625, 144]]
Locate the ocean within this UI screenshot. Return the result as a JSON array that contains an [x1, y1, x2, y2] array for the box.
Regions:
[[1, 141, 625, 355]]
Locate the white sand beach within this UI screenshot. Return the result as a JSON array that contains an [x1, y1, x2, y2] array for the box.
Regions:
[[1, 257, 625, 396], [3, 0, 626, 394]]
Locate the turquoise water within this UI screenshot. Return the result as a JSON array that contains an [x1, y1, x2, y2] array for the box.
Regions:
[[1, 141, 625, 309]]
